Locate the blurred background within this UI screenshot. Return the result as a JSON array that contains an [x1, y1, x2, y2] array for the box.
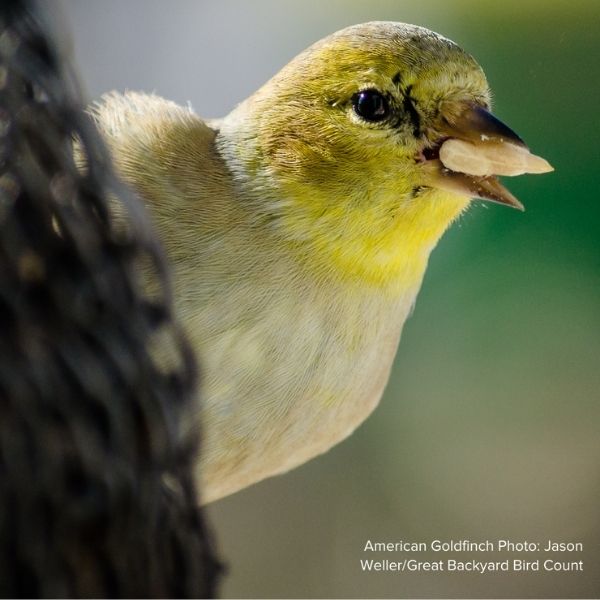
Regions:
[[56, 1, 599, 597]]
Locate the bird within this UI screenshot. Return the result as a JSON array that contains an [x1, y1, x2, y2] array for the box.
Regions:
[[90, 21, 552, 504]]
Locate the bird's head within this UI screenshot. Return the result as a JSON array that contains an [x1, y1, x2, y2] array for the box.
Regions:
[[218, 22, 551, 290]]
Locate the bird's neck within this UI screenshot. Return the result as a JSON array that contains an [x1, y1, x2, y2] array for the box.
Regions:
[[216, 113, 469, 295]]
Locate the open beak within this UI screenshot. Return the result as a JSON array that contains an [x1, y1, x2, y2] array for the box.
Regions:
[[420, 104, 553, 210]]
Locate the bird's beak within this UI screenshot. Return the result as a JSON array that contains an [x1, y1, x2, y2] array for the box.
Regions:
[[421, 104, 553, 210]]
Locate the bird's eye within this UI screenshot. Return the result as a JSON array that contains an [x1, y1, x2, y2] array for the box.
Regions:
[[352, 90, 389, 122]]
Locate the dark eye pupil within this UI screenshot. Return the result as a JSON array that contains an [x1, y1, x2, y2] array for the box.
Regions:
[[353, 90, 389, 122]]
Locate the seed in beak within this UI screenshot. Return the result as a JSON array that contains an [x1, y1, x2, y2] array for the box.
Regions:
[[439, 138, 554, 177]]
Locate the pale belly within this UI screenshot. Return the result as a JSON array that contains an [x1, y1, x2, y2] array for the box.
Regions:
[[189, 283, 416, 503]]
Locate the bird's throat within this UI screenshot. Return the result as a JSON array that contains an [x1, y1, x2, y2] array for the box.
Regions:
[[277, 186, 470, 291]]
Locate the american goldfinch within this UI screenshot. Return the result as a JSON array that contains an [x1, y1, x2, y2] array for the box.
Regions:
[[92, 22, 552, 503]]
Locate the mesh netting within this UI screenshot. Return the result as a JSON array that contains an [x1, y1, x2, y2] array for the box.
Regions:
[[0, 0, 221, 596]]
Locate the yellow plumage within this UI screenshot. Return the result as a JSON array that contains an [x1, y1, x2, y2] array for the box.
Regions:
[[91, 22, 551, 503]]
